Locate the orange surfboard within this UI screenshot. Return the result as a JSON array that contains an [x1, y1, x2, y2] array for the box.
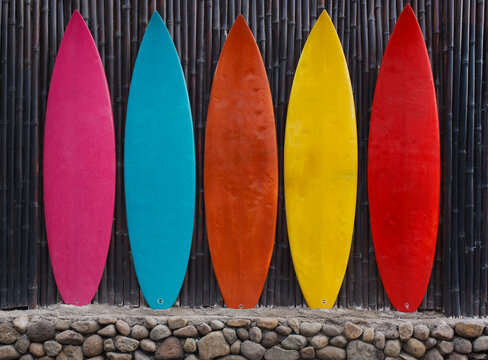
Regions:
[[204, 15, 278, 309]]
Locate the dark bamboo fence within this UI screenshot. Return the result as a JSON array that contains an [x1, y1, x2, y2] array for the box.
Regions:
[[0, 0, 487, 317]]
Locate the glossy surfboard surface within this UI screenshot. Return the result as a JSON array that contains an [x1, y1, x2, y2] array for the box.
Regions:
[[284, 10, 357, 309], [368, 5, 440, 313], [43, 11, 115, 306], [124, 12, 195, 309], [204, 15, 278, 309]]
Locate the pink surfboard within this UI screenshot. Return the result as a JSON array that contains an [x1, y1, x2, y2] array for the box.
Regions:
[[43, 11, 115, 306]]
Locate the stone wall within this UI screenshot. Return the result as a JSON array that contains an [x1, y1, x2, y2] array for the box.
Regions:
[[0, 311, 487, 360]]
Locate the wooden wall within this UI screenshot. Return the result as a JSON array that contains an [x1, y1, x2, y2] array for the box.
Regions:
[[0, 0, 486, 317]]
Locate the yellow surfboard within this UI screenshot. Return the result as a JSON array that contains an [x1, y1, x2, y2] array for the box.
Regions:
[[284, 10, 357, 309]]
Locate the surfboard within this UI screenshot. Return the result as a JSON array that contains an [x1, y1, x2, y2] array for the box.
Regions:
[[124, 12, 195, 309], [43, 10, 115, 306], [204, 15, 278, 309], [284, 10, 357, 309], [368, 5, 440, 313]]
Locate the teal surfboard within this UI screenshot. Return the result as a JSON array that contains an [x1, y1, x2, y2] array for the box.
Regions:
[[124, 12, 195, 309]]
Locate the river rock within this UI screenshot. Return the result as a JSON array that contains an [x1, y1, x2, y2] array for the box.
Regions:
[[473, 336, 488, 352], [183, 338, 197, 353], [344, 322, 363, 340], [114, 336, 139, 352], [173, 325, 197, 338], [413, 324, 430, 340], [455, 322, 484, 338], [168, 318, 187, 330], [453, 336, 472, 353], [155, 337, 184, 360], [71, 321, 99, 334], [264, 346, 299, 360], [44, 340, 62, 357], [432, 321, 454, 340], [55, 330, 84, 345], [241, 340, 265, 360], [198, 331, 230, 360], [115, 320, 131, 337], [300, 346, 315, 359], [373, 331, 386, 349], [403, 338, 426, 358], [257, 318, 278, 330], [281, 335, 307, 350], [310, 334, 329, 349], [14, 335, 29, 354], [275, 326, 292, 336], [262, 331, 278, 348], [399, 322, 413, 341], [131, 325, 149, 340], [27, 321, 54, 342], [228, 319, 251, 328], [83, 334, 103, 357], [223, 328, 237, 344], [150, 325, 171, 341], [249, 327, 262, 343], [316, 345, 347, 360], [384, 340, 401, 357], [347, 340, 384, 360], [140, 339, 156, 353], [13, 316, 29, 334], [144, 317, 157, 330], [0, 345, 20, 360], [197, 322, 212, 335], [300, 322, 322, 337], [98, 324, 117, 337], [322, 325, 342, 337]]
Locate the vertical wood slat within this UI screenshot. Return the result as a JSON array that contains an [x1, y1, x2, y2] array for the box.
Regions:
[[1, 0, 488, 317]]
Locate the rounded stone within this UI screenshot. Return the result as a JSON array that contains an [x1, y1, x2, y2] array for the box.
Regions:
[[134, 350, 151, 360], [362, 328, 375, 343], [262, 331, 278, 348], [14, 335, 30, 354], [287, 319, 299, 334], [150, 325, 171, 341], [322, 325, 342, 337], [299, 322, 322, 337], [385, 326, 399, 339], [373, 331, 386, 349], [281, 335, 307, 350], [346, 340, 383, 360], [98, 316, 117, 325], [183, 338, 197, 353], [144, 317, 158, 330], [55, 320, 72, 331], [453, 336, 472, 354], [264, 346, 299, 360], [58, 345, 84, 360], [384, 340, 401, 357], [168, 317, 188, 330], [447, 354, 469, 360], [106, 352, 132, 360], [431, 321, 454, 340], [43, 340, 62, 356], [223, 328, 237, 344], [83, 334, 103, 357], [131, 325, 150, 339], [210, 320, 225, 330], [140, 339, 156, 353], [0, 345, 20, 360], [455, 322, 484, 338], [344, 322, 363, 340], [55, 330, 84, 345], [228, 319, 251, 328], [19, 354, 33, 360], [115, 335, 139, 352], [299, 346, 315, 359], [249, 327, 262, 343], [257, 318, 279, 330], [275, 326, 292, 336], [197, 322, 212, 335], [27, 320, 55, 342], [438, 340, 454, 355], [425, 337, 437, 349], [29, 342, 45, 357], [413, 324, 430, 340], [155, 338, 185, 360], [399, 322, 414, 341], [310, 334, 329, 349], [403, 338, 426, 358], [231, 340, 241, 354], [98, 324, 117, 337], [173, 325, 198, 338], [71, 320, 99, 334], [473, 336, 488, 352], [115, 320, 131, 336], [0, 323, 21, 345], [103, 338, 116, 352], [198, 331, 230, 360], [424, 348, 443, 360], [236, 328, 249, 341], [13, 316, 29, 334], [241, 340, 266, 360], [330, 335, 347, 348], [316, 345, 347, 360]]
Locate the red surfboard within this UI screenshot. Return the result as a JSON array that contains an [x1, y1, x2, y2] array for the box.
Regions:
[[204, 15, 278, 309], [368, 5, 440, 313], [43, 11, 115, 306]]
